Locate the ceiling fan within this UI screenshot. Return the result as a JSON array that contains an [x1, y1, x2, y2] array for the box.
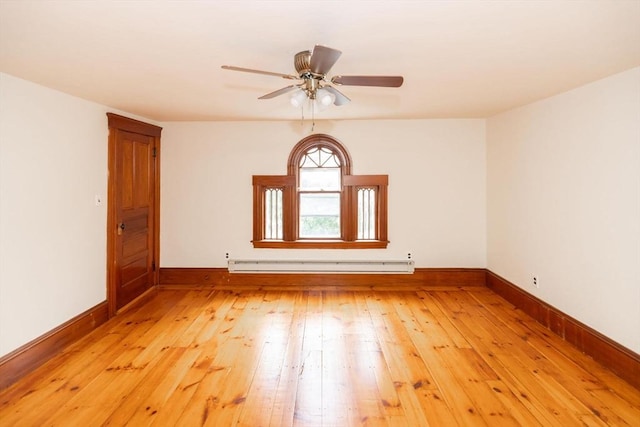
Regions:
[[221, 45, 403, 108]]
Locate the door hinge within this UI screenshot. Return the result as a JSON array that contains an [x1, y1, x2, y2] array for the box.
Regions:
[[152, 147, 157, 157], [152, 261, 156, 271]]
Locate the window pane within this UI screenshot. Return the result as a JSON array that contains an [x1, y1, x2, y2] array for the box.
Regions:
[[265, 188, 283, 239], [299, 167, 341, 191], [299, 193, 340, 238], [357, 187, 376, 240]]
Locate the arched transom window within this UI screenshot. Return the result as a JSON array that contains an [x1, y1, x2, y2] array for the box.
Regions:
[[252, 134, 388, 249]]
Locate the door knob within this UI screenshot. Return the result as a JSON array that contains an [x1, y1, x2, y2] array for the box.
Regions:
[[117, 223, 125, 235]]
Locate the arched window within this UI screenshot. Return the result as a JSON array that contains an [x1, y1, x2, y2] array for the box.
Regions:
[[253, 134, 388, 249]]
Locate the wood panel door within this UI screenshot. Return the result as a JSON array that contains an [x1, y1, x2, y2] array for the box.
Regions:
[[107, 113, 161, 315]]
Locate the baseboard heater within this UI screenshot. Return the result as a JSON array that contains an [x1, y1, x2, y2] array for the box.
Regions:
[[228, 259, 415, 274]]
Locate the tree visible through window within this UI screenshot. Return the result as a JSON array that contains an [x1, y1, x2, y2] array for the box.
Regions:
[[253, 134, 388, 249]]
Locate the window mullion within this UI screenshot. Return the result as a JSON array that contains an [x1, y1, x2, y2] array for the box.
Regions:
[[282, 178, 296, 241], [377, 183, 388, 243], [253, 183, 264, 243], [340, 183, 352, 241]]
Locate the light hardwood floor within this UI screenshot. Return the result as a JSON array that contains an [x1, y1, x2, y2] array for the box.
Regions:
[[1, 287, 639, 426]]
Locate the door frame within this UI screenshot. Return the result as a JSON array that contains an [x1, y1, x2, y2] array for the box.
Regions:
[[106, 113, 162, 317]]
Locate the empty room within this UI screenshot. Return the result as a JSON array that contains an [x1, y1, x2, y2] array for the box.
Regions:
[[0, 1, 639, 426]]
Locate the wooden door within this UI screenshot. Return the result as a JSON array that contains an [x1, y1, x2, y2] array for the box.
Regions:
[[107, 113, 161, 315]]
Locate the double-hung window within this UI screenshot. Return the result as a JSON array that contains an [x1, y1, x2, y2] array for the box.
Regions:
[[253, 134, 388, 249], [298, 146, 342, 238]]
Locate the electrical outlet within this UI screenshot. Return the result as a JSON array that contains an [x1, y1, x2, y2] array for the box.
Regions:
[[532, 276, 539, 288], [225, 252, 229, 259], [407, 252, 412, 259]]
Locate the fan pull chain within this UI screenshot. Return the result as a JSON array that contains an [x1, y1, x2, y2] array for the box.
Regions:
[[297, 99, 316, 133]]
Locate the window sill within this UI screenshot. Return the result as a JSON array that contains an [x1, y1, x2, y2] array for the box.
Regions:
[[252, 240, 390, 249]]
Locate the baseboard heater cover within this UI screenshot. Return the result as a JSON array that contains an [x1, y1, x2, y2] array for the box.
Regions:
[[228, 259, 415, 274]]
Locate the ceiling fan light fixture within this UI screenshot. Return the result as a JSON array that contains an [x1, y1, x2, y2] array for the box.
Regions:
[[290, 89, 307, 108], [316, 88, 335, 107]]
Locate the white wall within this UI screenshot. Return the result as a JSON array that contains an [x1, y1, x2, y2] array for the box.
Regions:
[[0, 73, 110, 357], [487, 67, 640, 353], [161, 119, 487, 268]]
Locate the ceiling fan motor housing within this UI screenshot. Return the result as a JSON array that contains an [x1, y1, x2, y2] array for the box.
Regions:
[[294, 50, 312, 75], [294, 50, 323, 99]]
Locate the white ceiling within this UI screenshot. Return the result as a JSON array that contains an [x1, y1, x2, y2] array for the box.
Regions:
[[1, 1, 639, 122]]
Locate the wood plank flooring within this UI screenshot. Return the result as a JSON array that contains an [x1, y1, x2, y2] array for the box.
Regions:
[[1, 287, 639, 426]]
